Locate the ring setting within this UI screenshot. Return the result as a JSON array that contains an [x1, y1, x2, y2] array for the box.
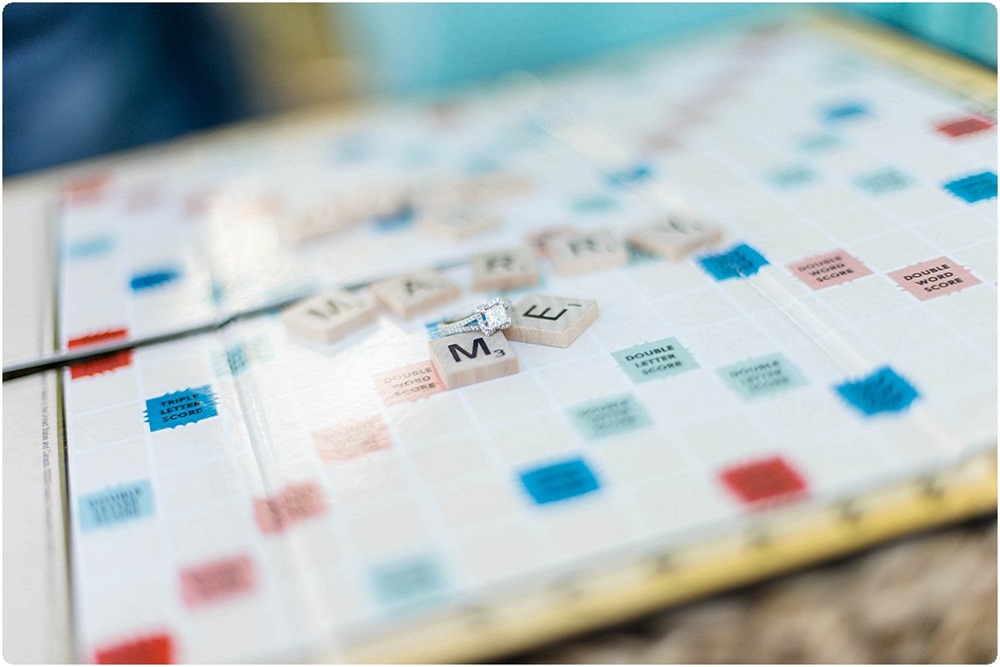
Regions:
[[431, 297, 512, 338]]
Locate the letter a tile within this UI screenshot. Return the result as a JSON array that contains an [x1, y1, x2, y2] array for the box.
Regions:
[[505, 294, 599, 347], [546, 229, 628, 275], [282, 289, 378, 344], [428, 331, 519, 389], [372, 269, 461, 319]]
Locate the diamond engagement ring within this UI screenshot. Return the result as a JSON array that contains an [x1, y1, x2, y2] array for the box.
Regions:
[[431, 297, 512, 338]]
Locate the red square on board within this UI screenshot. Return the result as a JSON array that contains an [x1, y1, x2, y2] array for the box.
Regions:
[[67, 328, 132, 379], [63, 174, 110, 204], [95, 633, 173, 664], [720, 456, 808, 506], [935, 116, 995, 138]]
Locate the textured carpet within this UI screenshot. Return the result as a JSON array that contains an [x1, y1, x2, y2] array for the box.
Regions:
[[511, 516, 996, 663]]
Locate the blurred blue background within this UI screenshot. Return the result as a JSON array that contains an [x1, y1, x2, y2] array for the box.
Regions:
[[3, 3, 996, 177], [337, 3, 996, 95]]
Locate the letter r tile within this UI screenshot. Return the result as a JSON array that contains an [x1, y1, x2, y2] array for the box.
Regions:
[[471, 246, 540, 291], [505, 294, 599, 347], [428, 331, 519, 389], [546, 229, 628, 275]]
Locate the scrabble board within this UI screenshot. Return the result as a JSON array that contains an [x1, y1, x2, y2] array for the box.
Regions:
[[31, 13, 1000, 663]]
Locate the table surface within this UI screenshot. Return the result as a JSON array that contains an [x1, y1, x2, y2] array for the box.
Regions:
[[515, 516, 996, 663]]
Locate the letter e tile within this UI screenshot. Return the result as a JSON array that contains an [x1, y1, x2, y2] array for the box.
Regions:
[[505, 294, 598, 347]]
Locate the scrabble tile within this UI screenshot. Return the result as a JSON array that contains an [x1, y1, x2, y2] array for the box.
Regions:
[[282, 289, 378, 344], [412, 179, 463, 209], [287, 186, 411, 239], [546, 229, 628, 275], [527, 226, 577, 256], [505, 294, 598, 348], [626, 216, 722, 260], [428, 331, 519, 389], [457, 172, 533, 202], [282, 202, 357, 243], [372, 270, 461, 319], [418, 208, 501, 240], [281, 185, 411, 242], [471, 247, 540, 291], [357, 183, 413, 219]]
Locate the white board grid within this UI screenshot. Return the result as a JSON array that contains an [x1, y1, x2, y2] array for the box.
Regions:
[[56, 16, 995, 664]]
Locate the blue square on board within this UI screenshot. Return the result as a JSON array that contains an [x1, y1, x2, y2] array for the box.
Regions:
[[520, 458, 600, 505], [835, 366, 919, 416], [824, 103, 868, 122], [607, 163, 652, 186], [943, 171, 997, 204], [698, 243, 770, 281], [374, 206, 416, 232]]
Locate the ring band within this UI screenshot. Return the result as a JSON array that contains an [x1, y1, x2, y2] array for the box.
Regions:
[[431, 297, 512, 338]]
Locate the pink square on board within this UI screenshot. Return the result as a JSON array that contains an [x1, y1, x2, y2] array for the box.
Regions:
[[372, 360, 446, 406], [279, 482, 326, 524], [253, 481, 326, 534], [313, 416, 393, 462], [253, 497, 285, 534], [888, 256, 982, 301], [787, 249, 872, 290], [180, 554, 255, 608]]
